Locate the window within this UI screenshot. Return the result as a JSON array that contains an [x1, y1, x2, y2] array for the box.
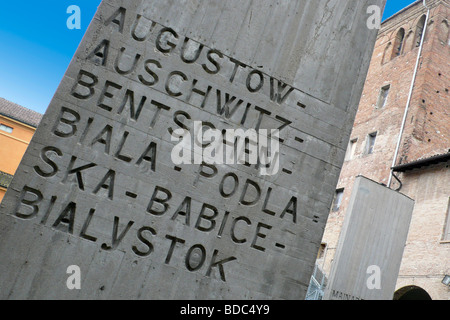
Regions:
[[0, 171, 14, 189], [345, 139, 358, 161], [366, 132, 377, 155], [0, 124, 13, 133], [332, 189, 344, 212], [392, 28, 405, 58], [382, 42, 392, 65], [317, 243, 327, 259], [439, 20, 449, 44], [415, 15, 426, 47], [377, 85, 390, 109], [443, 198, 450, 241], [404, 31, 415, 52]]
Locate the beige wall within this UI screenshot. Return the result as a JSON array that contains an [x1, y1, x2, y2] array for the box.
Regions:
[[395, 163, 450, 300], [0, 115, 36, 202]]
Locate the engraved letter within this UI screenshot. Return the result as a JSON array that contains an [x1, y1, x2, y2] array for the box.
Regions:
[[147, 186, 172, 216], [156, 27, 178, 53], [101, 216, 134, 251], [14, 186, 43, 219], [105, 7, 126, 33], [52, 202, 76, 234], [132, 226, 156, 257], [34, 146, 62, 178], [71, 70, 98, 100], [206, 250, 237, 282], [87, 40, 110, 66], [195, 203, 219, 233], [53, 107, 80, 138]]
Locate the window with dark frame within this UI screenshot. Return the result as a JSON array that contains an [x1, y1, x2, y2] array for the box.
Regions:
[[0, 124, 13, 133], [377, 85, 390, 109], [366, 132, 377, 155], [392, 28, 405, 58], [415, 15, 426, 47], [345, 138, 358, 161], [332, 189, 344, 212], [382, 42, 392, 65], [317, 243, 327, 259]]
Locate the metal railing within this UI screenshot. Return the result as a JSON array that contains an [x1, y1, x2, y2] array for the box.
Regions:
[[0, 171, 13, 189], [305, 264, 328, 300]]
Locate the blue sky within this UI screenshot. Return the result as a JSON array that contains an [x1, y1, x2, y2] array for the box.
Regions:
[[0, 0, 417, 114]]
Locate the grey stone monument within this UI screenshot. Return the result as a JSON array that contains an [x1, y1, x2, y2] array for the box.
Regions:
[[0, 0, 385, 299], [323, 176, 414, 300]]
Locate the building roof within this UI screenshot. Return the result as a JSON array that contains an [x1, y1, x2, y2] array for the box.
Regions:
[[392, 151, 450, 172], [0, 98, 42, 128]]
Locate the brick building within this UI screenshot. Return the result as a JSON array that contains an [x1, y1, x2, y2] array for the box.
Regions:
[[0, 98, 42, 202], [319, 0, 449, 300]]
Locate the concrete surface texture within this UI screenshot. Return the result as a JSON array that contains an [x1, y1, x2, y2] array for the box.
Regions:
[[0, 0, 384, 299], [323, 176, 414, 300]]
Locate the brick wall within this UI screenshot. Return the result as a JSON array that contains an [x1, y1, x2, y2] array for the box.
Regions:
[[320, 0, 450, 300]]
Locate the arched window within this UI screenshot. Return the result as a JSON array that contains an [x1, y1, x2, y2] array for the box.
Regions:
[[382, 42, 392, 64], [439, 20, 449, 44], [405, 31, 414, 52], [392, 28, 405, 58], [415, 15, 426, 47]]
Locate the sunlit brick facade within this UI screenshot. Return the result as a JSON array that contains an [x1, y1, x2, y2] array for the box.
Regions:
[[320, 0, 450, 300]]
